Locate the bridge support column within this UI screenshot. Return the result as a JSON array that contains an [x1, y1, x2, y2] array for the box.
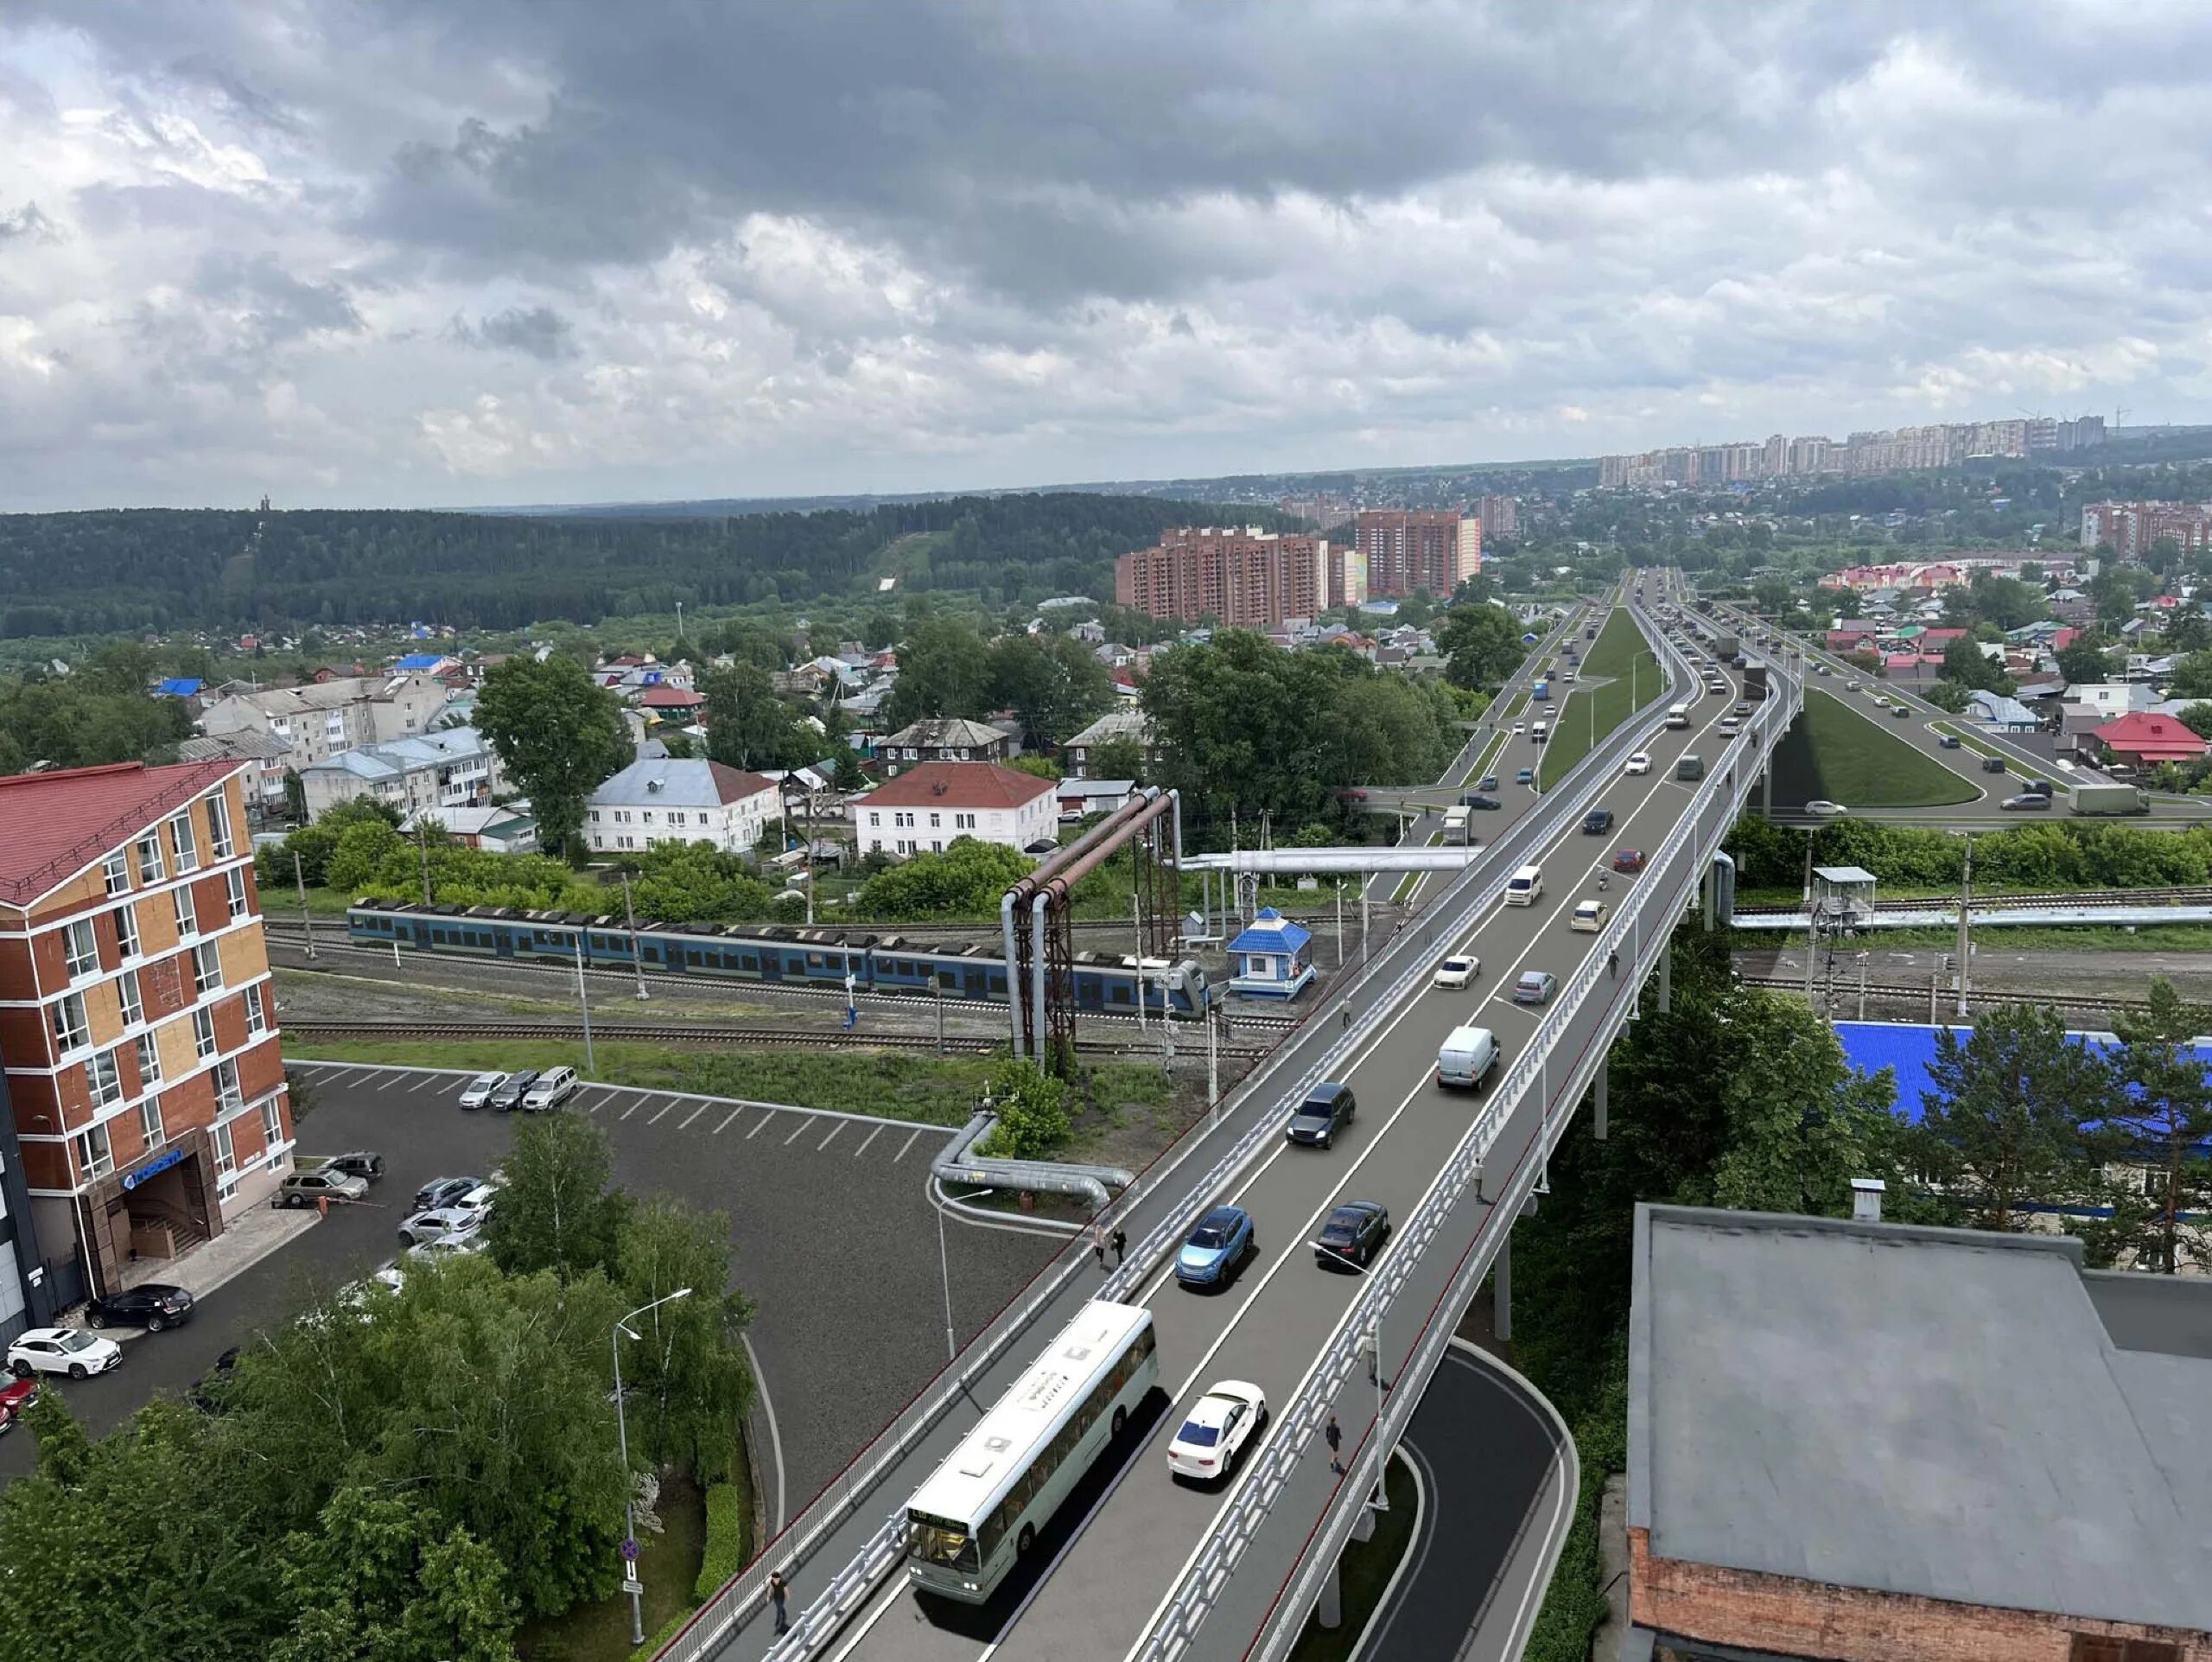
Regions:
[[1701, 861, 1715, 932], [1317, 1557, 1344, 1629], [1762, 767, 1773, 816], [1594, 1057, 1609, 1142], [1494, 1230, 1512, 1344], [1353, 1499, 1377, 1543], [1657, 946, 1672, 1014]]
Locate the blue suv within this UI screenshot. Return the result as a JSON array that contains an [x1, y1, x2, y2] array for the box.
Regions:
[[1177, 1205, 1255, 1288]]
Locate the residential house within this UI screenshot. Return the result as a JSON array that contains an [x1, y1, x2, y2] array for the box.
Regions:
[[877, 717, 1016, 767], [2092, 712, 2207, 769], [175, 730, 296, 824], [585, 759, 779, 856], [1055, 778, 1138, 822], [1963, 691, 2044, 731], [1063, 708, 1155, 778], [296, 728, 503, 823], [1226, 907, 1315, 999], [638, 685, 709, 724], [0, 761, 291, 1314], [198, 672, 461, 765], [851, 761, 1057, 858], [404, 805, 538, 854]]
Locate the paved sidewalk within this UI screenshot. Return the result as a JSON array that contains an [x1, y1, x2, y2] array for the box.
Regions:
[[69, 1203, 322, 1340]]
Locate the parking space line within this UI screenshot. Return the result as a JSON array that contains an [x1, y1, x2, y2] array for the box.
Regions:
[[679, 1105, 707, 1130], [715, 1109, 742, 1134], [893, 1128, 924, 1162], [784, 1118, 810, 1146], [408, 1073, 440, 1094], [817, 1122, 843, 1152], [853, 1124, 882, 1158], [747, 1112, 776, 1139], [620, 1100, 641, 1121], [649, 1102, 677, 1125]]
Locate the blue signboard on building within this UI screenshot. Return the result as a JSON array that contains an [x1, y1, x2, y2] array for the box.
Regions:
[[121, 1145, 186, 1191]]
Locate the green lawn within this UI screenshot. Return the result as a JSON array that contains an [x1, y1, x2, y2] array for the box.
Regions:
[[1287, 1454, 1421, 1662], [517, 1474, 706, 1662], [1538, 610, 1662, 787], [1766, 689, 1980, 808]]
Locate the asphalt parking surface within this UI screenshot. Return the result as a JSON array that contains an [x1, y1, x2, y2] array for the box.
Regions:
[[3, 1063, 1059, 1507]]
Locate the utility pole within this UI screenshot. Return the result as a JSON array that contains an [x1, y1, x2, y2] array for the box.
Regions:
[[1955, 833, 1974, 1019], [293, 850, 315, 960], [1335, 881, 1345, 969], [1132, 895, 1147, 1041], [415, 817, 432, 906], [573, 930, 596, 1071], [620, 868, 648, 1000], [1207, 1001, 1219, 1113], [1360, 879, 1370, 964], [933, 975, 945, 1056]]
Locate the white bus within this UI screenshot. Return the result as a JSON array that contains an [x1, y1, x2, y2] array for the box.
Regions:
[[1665, 703, 1690, 729], [906, 1300, 1159, 1602]]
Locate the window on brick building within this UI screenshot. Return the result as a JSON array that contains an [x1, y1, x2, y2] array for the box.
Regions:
[[194, 941, 222, 994], [226, 866, 249, 920], [214, 1059, 244, 1114], [114, 901, 139, 959], [136, 1032, 162, 1086], [169, 812, 199, 874], [62, 918, 99, 979], [139, 1098, 164, 1152], [51, 992, 90, 1054], [193, 1007, 218, 1060], [211, 1121, 236, 1192], [174, 885, 198, 938], [86, 1047, 123, 1109], [205, 795, 233, 858], [136, 832, 164, 884], [74, 1122, 114, 1181], [118, 970, 143, 1027], [103, 850, 130, 895], [260, 1098, 285, 1159]]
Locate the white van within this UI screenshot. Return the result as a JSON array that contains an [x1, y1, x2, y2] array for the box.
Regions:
[[1665, 703, 1690, 729], [1436, 1025, 1500, 1091], [1531, 720, 1549, 745], [1504, 864, 1543, 907], [523, 1066, 579, 1111]]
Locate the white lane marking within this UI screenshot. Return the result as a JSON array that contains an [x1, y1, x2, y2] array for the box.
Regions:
[[748, 1112, 775, 1139], [583, 1088, 619, 1112], [893, 1128, 923, 1162], [649, 1101, 677, 1125], [785, 1118, 810, 1145], [620, 1100, 641, 1121], [741, 1331, 787, 1536], [680, 1104, 708, 1130], [408, 1073, 439, 1094], [853, 1124, 883, 1158], [715, 1108, 742, 1134], [818, 1121, 843, 1152]]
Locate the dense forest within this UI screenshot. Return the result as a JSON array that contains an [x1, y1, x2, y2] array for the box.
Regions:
[[0, 494, 1290, 638]]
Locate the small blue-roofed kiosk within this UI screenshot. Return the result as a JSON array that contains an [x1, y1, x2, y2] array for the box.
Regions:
[[1227, 907, 1315, 999]]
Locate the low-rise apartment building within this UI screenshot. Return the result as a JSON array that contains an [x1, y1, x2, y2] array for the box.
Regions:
[[198, 671, 463, 767], [852, 761, 1057, 857], [585, 758, 779, 856], [0, 761, 291, 1309], [296, 727, 502, 822]]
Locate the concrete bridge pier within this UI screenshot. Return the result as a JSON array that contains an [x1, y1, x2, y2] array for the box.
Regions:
[[1761, 766, 1773, 816], [1594, 1056, 1609, 1142], [1656, 944, 1672, 1013], [1317, 1557, 1344, 1629], [1494, 1229, 1512, 1344]]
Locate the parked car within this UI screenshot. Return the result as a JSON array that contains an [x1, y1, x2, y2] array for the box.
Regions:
[[1612, 847, 1645, 874], [397, 1205, 487, 1248], [1624, 751, 1652, 775], [1581, 807, 1614, 834], [407, 1229, 488, 1264], [1166, 1380, 1268, 1484], [1570, 899, 1608, 933], [1285, 1081, 1356, 1149], [1433, 954, 1480, 990], [276, 1168, 369, 1208], [1176, 1206, 1255, 1289], [2002, 793, 2053, 811], [488, 1071, 539, 1112], [8, 1327, 123, 1380], [411, 1175, 486, 1214], [1313, 1200, 1391, 1270], [321, 1151, 385, 1181], [458, 1072, 507, 1111], [86, 1283, 194, 1333], [0, 1376, 39, 1433], [1514, 971, 1558, 1006], [186, 1347, 240, 1414], [523, 1066, 579, 1111], [1806, 799, 1848, 817]]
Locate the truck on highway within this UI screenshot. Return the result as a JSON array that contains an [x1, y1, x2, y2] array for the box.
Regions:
[[2069, 782, 2151, 816], [1443, 806, 1472, 844], [1530, 679, 1550, 701], [1712, 633, 1739, 661], [1665, 703, 1691, 729], [1743, 662, 1770, 702]]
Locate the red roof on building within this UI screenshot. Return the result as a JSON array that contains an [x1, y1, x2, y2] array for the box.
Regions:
[[863, 761, 1054, 812], [701, 761, 777, 802], [2051, 627, 2081, 653], [639, 685, 706, 709], [1921, 628, 1970, 644], [0, 760, 244, 907], [2094, 713, 2208, 762]]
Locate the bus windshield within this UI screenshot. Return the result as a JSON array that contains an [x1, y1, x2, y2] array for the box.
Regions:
[[907, 1512, 980, 1573]]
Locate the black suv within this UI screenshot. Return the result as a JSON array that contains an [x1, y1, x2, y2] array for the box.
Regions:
[[489, 1070, 539, 1112], [86, 1283, 194, 1333], [1582, 807, 1614, 834], [1286, 1082, 1356, 1149]]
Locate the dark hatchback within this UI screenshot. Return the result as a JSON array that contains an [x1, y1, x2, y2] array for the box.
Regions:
[[1461, 793, 1503, 811], [86, 1283, 195, 1332], [1313, 1201, 1391, 1270], [1285, 1082, 1356, 1149], [1581, 808, 1613, 834], [489, 1070, 539, 1112]]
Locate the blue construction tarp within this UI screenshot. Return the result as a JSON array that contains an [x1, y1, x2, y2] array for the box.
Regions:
[[156, 678, 202, 697], [1834, 1020, 2212, 1128]]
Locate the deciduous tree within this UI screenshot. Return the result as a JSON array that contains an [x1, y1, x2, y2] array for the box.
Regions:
[[474, 656, 632, 858], [484, 1111, 630, 1283]]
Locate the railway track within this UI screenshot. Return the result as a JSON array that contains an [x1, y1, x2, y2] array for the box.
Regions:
[[1738, 974, 2143, 1016], [1734, 884, 2212, 916], [282, 1019, 1273, 1060]]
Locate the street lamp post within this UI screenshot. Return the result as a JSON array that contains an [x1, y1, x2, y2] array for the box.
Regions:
[[613, 1287, 694, 1647], [573, 930, 597, 1072]]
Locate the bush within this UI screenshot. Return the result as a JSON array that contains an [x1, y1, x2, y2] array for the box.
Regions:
[[983, 1059, 1071, 1159], [694, 1481, 747, 1602]]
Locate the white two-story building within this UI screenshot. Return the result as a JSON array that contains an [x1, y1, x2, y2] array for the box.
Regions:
[[585, 759, 779, 856], [852, 761, 1058, 858]]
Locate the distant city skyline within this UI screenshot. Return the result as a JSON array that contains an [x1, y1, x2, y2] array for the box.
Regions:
[[5, 5, 2212, 512]]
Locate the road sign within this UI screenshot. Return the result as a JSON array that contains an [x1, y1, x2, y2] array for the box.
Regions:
[[621, 1538, 640, 1563], [622, 1578, 644, 1597]]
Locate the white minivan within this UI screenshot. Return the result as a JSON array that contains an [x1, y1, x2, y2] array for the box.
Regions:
[[523, 1066, 579, 1111], [1504, 864, 1544, 907], [1436, 1025, 1500, 1091]]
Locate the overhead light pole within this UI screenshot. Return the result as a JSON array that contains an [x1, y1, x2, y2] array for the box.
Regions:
[[613, 1287, 694, 1647]]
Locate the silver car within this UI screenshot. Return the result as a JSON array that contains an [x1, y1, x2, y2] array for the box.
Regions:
[[458, 1071, 507, 1111], [397, 1204, 488, 1247]]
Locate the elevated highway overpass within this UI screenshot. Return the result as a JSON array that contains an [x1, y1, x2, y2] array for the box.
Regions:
[[657, 573, 1802, 1662]]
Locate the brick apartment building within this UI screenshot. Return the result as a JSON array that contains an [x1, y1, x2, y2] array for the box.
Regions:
[[1627, 1203, 2211, 1662], [2081, 500, 2212, 562], [0, 762, 292, 1311], [1474, 493, 1518, 544], [1114, 526, 1342, 628], [1352, 510, 1481, 598]]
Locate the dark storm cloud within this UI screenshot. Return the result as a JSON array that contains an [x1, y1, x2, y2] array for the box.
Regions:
[[192, 252, 361, 343], [448, 303, 576, 360]]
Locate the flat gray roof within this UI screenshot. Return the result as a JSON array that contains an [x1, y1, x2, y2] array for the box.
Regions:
[[1629, 1206, 2212, 1632]]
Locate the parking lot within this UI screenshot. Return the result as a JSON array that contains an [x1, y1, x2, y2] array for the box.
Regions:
[[4, 1061, 1062, 1508]]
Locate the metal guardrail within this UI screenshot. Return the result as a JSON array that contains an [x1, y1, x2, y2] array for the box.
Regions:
[[1133, 596, 1713, 1662], [652, 619, 1606, 1662], [1185, 593, 1804, 1655]]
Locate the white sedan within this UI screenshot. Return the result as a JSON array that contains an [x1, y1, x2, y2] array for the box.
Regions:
[[1166, 1381, 1268, 1484], [1511, 722, 1526, 735], [1624, 751, 1652, 775], [7, 1327, 123, 1380], [1433, 954, 1480, 990]]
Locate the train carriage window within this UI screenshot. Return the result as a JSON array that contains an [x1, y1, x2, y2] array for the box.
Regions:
[[740, 953, 759, 971], [988, 972, 1007, 994], [1109, 983, 1131, 1003], [939, 970, 959, 990]]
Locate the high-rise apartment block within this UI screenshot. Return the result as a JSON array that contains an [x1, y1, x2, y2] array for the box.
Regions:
[[2081, 500, 2212, 561], [1599, 412, 2106, 487], [1474, 494, 1518, 543], [1116, 526, 1338, 628], [1353, 511, 1482, 598], [0, 761, 291, 1317]]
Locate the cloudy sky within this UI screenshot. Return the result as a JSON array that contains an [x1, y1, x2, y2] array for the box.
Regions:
[[2, 1, 2207, 510]]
